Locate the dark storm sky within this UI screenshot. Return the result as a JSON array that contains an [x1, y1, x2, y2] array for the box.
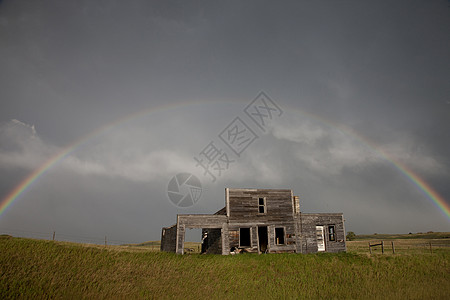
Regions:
[[0, 0, 449, 243]]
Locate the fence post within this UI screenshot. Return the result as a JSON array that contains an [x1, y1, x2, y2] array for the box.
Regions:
[[105, 236, 107, 247], [429, 242, 432, 254], [392, 241, 395, 254], [381, 241, 384, 254], [369, 242, 372, 254], [52, 231, 55, 241]]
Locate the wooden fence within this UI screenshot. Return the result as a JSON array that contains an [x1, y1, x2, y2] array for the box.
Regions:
[[368, 241, 446, 254]]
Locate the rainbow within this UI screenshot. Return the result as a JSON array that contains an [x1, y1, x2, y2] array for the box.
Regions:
[[340, 122, 450, 220], [386, 158, 450, 219], [0, 101, 449, 220], [291, 109, 450, 220], [0, 100, 226, 216]]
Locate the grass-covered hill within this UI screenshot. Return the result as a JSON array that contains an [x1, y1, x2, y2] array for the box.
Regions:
[[1, 234, 449, 299]]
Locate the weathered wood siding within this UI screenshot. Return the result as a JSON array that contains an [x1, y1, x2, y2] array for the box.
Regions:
[[177, 214, 228, 228], [267, 223, 297, 253], [227, 189, 297, 253], [297, 213, 346, 253], [160, 188, 347, 255], [228, 189, 294, 222], [202, 228, 222, 254], [227, 225, 259, 252], [160, 224, 177, 252], [175, 214, 228, 254]]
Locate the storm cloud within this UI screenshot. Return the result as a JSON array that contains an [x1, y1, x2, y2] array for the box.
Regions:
[[0, 0, 449, 243]]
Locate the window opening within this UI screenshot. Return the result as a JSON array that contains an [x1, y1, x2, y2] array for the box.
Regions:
[[275, 227, 285, 245], [328, 225, 336, 242], [239, 228, 251, 247], [258, 197, 266, 214]]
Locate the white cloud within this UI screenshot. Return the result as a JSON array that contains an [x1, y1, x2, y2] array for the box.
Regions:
[[269, 117, 379, 175], [378, 138, 446, 176], [10, 119, 37, 135], [220, 152, 285, 185], [270, 118, 326, 145], [89, 150, 195, 182], [267, 114, 445, 177], [0, 119, 196, 182], [0, 119, 57, 169]]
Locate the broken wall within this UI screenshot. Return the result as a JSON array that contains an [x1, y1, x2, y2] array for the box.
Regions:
[[201, 228, 222, 254], [160, 224, 177, 252]]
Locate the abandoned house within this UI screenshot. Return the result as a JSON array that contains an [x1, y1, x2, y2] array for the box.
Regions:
[[161, 188, 346, 255]]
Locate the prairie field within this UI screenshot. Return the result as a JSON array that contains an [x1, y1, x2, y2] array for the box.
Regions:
[[0, 234, 449, 299]]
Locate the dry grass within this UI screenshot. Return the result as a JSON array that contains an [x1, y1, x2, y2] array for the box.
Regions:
[[1, 235, 449, 299], [347, 238, 450, 255]]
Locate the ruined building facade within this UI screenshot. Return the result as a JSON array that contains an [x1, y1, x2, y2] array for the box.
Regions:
[[161, 188, 346, 254]]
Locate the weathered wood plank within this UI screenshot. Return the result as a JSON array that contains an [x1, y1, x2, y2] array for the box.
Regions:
[[162, 188, 346, 255]]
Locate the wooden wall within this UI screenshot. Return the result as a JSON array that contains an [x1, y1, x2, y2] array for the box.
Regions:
[[297, 213, 346, 253], [202, 228, 222, 254], [227, 189, 297, 253], [175, 215, 228, 254], [160, 189, 346, 255], [228, 189, 294, 223], [160, 224, 177, 252]]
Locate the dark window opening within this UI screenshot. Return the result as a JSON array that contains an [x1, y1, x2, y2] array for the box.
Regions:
[[239, 228, 251, 247], [258, 197, 266, 214], [275, 227, 285, 245], [328, 225, 336, 242]]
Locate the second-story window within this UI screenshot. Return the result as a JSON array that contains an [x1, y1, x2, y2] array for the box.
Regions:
[[258, 197, 266, 214]]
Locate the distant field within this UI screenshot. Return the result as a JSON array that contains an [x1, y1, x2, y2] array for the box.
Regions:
[[353, 232, 450, 240], [126, 232, 450, 255], [124, 240, 202, 253], [1, 234, 449, 299], [347, 232, 450, 255]]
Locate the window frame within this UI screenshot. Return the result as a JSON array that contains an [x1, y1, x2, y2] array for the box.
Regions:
[[239, 227, 251, 248], [258, 197, 267, 214], [274, 227, 286, 245], [328, 225, 336, 242]]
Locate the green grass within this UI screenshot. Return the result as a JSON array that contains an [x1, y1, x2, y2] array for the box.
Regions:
[[125, 240, 202, 253], [347, 232, 450, 255], [1, 236, 449, 299], [353, 232, 450, 240]]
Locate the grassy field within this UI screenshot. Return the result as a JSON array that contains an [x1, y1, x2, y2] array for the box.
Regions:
[[1, 234, 449, 299], [352, 231, 450, 240]]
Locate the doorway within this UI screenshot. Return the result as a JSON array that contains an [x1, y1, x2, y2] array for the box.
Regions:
[[258, 226, 268, 253], [316, 225, 325, 252]]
